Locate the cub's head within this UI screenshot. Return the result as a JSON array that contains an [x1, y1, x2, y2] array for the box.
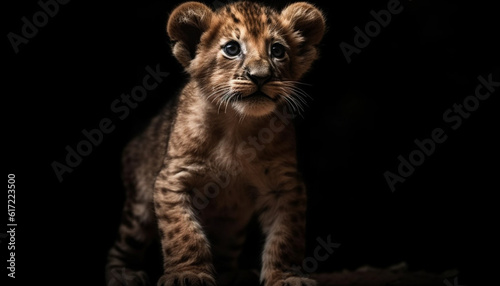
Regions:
[[167, 1, 325, 117]]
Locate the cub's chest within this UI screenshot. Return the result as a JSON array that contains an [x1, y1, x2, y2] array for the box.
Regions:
[[205, 134, 274, 187], [193, 150, 262, 226]]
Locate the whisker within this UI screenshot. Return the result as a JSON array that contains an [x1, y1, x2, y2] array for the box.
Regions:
[[238, 109, 247, 123], [283, 96, 304, 118], [220, 92, 233, 114], [224, 93, 232, 113], [281, 82, 313, 101], [279, 89, 303, 114], [271, 81, 314, 118], [200, 84, 237, 114], [281, 80, 312, 87], [289, 87, 310, 107], [282, 96, 298, 112]]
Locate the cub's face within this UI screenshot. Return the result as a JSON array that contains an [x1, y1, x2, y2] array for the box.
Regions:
[[168, 1, 325, 117]]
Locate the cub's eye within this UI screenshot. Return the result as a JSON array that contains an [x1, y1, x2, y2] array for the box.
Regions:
[[271, 43, 286, 59], [223, 41, 241, 57]]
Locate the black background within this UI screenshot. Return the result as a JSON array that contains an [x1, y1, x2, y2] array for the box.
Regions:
[[3, 0, 499, 285]]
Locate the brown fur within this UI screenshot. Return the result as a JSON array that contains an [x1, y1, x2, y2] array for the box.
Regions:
[[106, 1, 325, 286]]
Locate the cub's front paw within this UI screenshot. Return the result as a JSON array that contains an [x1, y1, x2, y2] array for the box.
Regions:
[[157, 271, 216, 286], [272, 276, 316, 286]]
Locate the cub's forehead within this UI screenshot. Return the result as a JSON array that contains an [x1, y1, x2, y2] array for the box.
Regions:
[[215, 2, 282, 37]]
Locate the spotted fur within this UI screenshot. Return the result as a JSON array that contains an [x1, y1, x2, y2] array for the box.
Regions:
[[106, 1, 325, 285]]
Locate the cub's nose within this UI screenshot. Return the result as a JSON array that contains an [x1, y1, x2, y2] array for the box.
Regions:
[[247, 71, 271, 87], [245, 61, 271, 87]]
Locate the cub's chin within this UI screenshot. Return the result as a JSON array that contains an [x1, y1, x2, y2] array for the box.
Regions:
[[231, 91, 278, 117]]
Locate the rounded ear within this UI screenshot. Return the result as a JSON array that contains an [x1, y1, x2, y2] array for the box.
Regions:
[[167, 2, 213, 68], [281, 2, 326, 45]]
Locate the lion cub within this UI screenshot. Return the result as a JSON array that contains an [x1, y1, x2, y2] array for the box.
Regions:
[[106, 1, 325, 285]]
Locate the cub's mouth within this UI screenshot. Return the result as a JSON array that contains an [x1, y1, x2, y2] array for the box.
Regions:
[[239, 91, 276, 102], [231, 90, 279, 117]]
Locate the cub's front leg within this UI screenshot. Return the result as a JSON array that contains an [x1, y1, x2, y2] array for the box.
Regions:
[[154, 166, 215, 286], [258, 174, 315, 286]]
